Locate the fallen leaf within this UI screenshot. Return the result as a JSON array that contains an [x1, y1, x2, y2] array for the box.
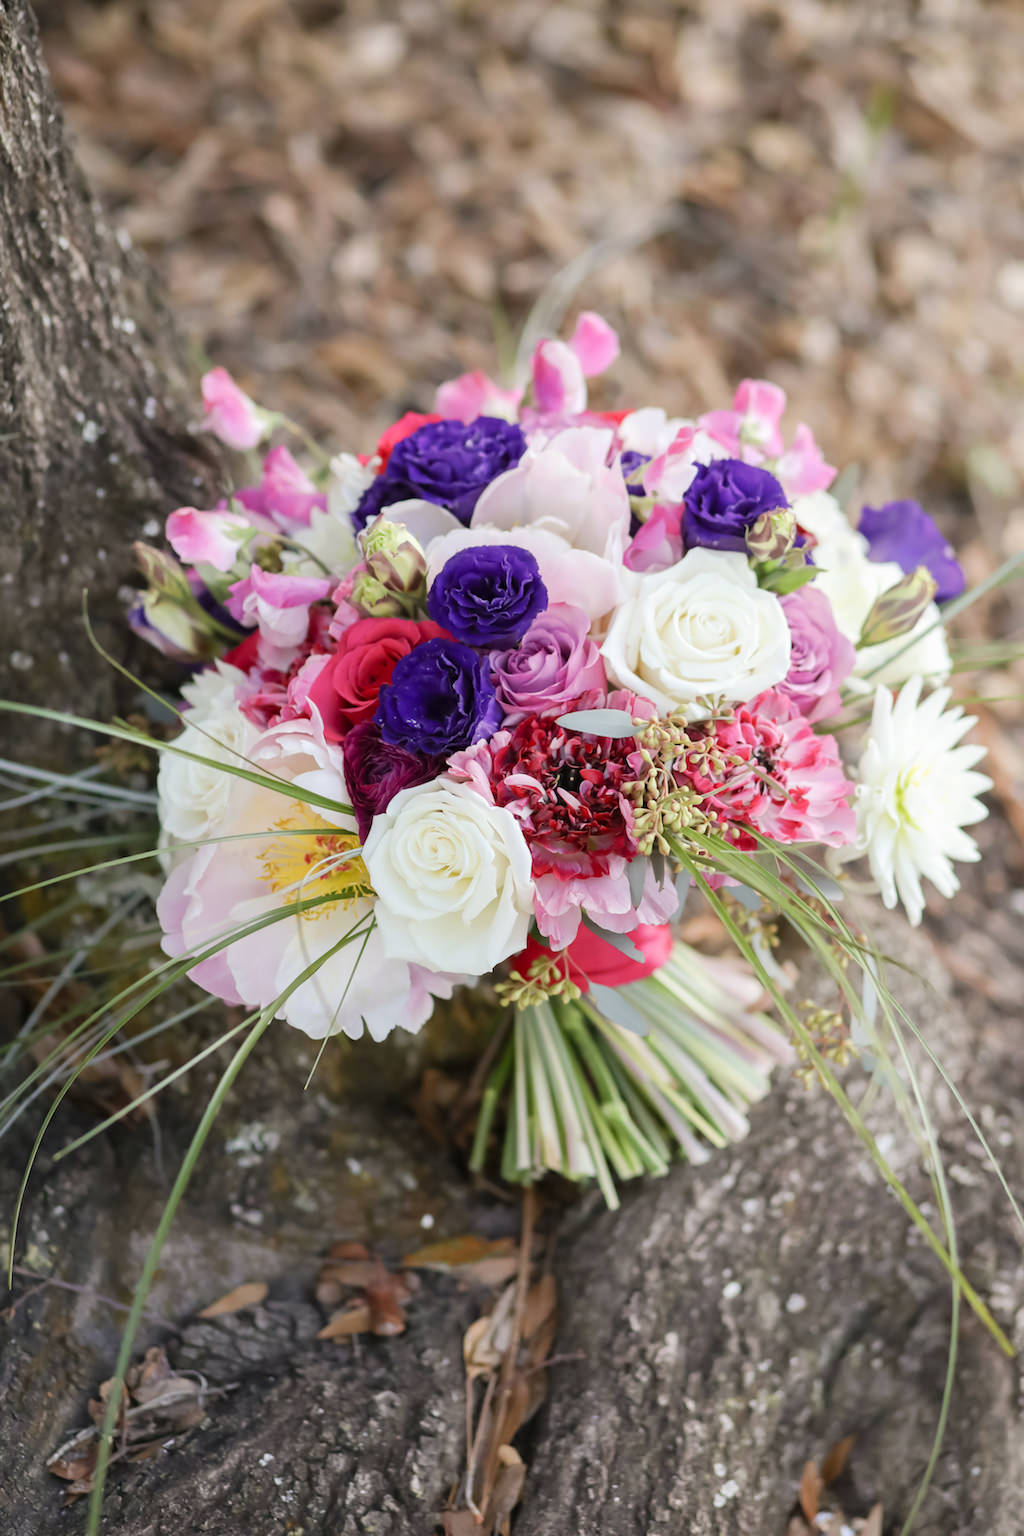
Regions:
[[317, 1301, 372, 1339], [799, 1460, 822, 1523], [325, 1240, 370, 1262], [364, 1270, 414, 1336], [47, 1429, 98, 1484], [859, 1504, 884, 1536], [402, 1233, 516, 1270], [464, 1283, 516, 1378], [440, 1513, 479, 1536], [489, 1444, 527, 1535], [197, 1280, 268, 1318], [821, 1433, 855, 1485]]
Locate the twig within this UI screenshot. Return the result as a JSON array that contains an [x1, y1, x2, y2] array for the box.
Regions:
[[477, 1184, 536, 1514], [7, 1267, 175, 1328]]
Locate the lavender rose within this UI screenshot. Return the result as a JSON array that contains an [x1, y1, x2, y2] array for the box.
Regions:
[[428, 544, 548, 648], [353, 416, 528, 530], [341, 720, 443, 842], [490, 604, 607, 725], [777, 586, 855, 723], [858, 500, 965, 603], [375, 636, 503, 755], [683, 458, 788, 553]]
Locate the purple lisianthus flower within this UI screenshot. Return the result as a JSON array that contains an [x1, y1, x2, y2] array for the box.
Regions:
[[427, 545, 548, 648], [376, 637, 503, 755], [683, 458, 788, 553], [353, 416, 528, 531], [777, 586, 856, 724], [490, 603, 607, 726], [341, 720, 443, 842], [858, 500, 965, 602]]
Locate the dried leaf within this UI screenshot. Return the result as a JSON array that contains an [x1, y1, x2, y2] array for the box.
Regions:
[[799, 1460, 822, 1523], [402, 1234, 516, 1270], [859, 1504, 884, 1536], [440, 1513, 479, 1536], [325, 1241, 370, 1262], [47, 1429, 99, 1484], [821, 1433, 855, 1485], [463, 1284, 516, 1379], [489, 1445, 526, 1536], [364, 1271, 413, 1337], [317, 1301, 372, 1340], [197, 1280, 268, 1318]]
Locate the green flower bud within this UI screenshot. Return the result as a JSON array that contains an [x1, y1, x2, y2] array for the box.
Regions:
[[359, 515, 427, 597], [133, 542, 193, 600], [350, 571, 406, 618], [745, 508, 797, 563], [858, 565, 938, 647]]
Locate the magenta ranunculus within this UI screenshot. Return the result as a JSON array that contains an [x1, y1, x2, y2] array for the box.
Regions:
[[341, 720, 443, 842], [489, 603, 607, 725], [777, 586, 855, 724]]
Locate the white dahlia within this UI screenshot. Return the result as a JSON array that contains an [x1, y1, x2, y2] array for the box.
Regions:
[[849, 676, 992, 924]]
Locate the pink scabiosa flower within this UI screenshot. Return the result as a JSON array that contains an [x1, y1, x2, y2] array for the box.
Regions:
[[679, 691, 856, 851], [447, 709, 676, 947], [201, 367, 272, 451]]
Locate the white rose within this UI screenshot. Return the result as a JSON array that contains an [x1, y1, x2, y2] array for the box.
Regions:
[[812, 551, 951, 688], [158, 701, 259, 845], [364, 779, 534, 975], [600, 547, 791, 717], [792, 490, 868, 575]]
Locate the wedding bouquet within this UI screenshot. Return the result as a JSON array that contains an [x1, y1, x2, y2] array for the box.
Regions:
[[122, 312, 990, 1206]]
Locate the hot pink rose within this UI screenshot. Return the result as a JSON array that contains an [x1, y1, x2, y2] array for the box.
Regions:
[[306, 615, 449, 740]]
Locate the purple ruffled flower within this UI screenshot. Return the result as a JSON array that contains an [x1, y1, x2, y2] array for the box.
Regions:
[[683, 458, 788, 553], [858, 500, 965, 603], [375, 637, 503, 755], [341, 720, 443, 842], [427, 545, 548, 648], [353, 416, 528, 531]]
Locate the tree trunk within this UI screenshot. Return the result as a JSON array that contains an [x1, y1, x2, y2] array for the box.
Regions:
[[0, 0, 222, 762]]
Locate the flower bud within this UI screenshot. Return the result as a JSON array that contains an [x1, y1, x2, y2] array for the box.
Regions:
[[133, 542, 193, 599], [359, 515, 427, 599], [745, 508, 796, 563], [128, 591, 218, 661], [858, 565, 938, 647], [350, 571, 407, 618]]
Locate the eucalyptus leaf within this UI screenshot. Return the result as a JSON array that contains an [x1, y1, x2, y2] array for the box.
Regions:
[[587, 983, 652, 1037], [555, 708, 638, 738], [579, 914, 644, 961]]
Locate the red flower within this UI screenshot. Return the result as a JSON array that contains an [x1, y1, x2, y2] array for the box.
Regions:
[[306, 616, 448, 741], [513, 922, 673, 991], [370, 412, 443, 471], [469, 712, 639, 878]]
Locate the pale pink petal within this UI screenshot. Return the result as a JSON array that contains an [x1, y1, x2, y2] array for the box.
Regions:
[[733, 379, 787, 454], [531, 339, 587, 416], [201, 367, 268, 451], [569, 312, 620, 377], [434, 369, 523, 423], [624, 503, 683, 573], [166, 507, 250, 572], [642, 426, 697, 501], [775, 423, 837, 496]]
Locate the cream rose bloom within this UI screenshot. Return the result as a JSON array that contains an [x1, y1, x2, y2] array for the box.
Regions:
[[158, 699, 260, 846], [363, 778, 534, 974], [811, 549, 951, 689], [600, 547, 791, 717]]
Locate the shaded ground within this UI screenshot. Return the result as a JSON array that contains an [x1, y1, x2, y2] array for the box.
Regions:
[[3, 2, 1024, 1532]]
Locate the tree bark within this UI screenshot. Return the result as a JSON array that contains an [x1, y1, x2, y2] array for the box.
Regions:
[[0, 0, 223, 761]]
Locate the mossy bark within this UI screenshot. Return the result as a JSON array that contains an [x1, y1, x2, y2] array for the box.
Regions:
[[0, 0, 223, 762]]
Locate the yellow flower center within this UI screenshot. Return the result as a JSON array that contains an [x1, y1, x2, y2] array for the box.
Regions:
[[259, 805, 370, 916]]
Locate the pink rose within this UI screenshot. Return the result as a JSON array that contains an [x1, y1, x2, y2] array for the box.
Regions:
[[306, 615, 449, 740], [777, 586, 855, 724], [489, 603, 606, 725]]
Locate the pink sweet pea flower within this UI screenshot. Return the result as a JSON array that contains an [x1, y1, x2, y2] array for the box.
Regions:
[[642, 425, 698, 502], [531, 338, 587, 416], [166, 507, 251, 572], [201, 367, 271, 451], [568, 311, 620, 377], [701, 379, 787, 459], [226, 565, 331, 669], [434, 369, 523, 423], [624, 502, 683, 573], [774, 423, 836, 497], [234, 445, 324, 528]]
